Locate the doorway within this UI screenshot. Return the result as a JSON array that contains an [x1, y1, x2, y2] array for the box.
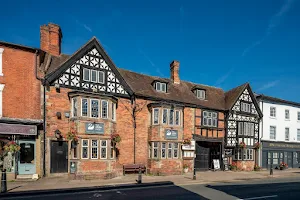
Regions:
[[18, 140, 36, 175], [195, 141, 221, 170], [50, 141, 68, 173]]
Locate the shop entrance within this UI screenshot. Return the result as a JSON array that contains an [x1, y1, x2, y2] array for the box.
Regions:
[[195, 141, 222, 170], [18, 140, 36, 175], [50, 141, 68, 173]]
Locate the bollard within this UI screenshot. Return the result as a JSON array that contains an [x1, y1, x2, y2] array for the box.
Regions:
[[1, 169, 7, 193], [270, 164, 273, 176], [193, 167, 196, 180], [136, 167, 142, 184]]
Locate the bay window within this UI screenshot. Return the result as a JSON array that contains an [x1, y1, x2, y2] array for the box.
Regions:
[[91, 99, 99, 118], [153, 108, 159, 125], [80, 139, 114, 160], [82, 98, 88, 117], [81, 139, 89, 159], [153, 107, 181, 126], [100, 140, 107, 159], [91, 140, 98, 159], [101, 100, 108, 118], [149, 142, 181, 159]]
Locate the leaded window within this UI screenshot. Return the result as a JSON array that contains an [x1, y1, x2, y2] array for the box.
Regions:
[[161, 142, 166, 159], [81, 139, 89, 159], [153, 108, 159, 125], [153, 142, 158, 158], [72, 98, 78, 117], [241, 102, 251, 113], [270, 107, 276, 117], [100, 140, 107, 159], [91, 140, 98, 159], [82, 98, 88, 117], [168, 143, 172, 158], [203, 111, 217, 127], [169, 109, 174, 125], [162, 109, 168, 124], [91, 99, 99, 118], [175, 110, 180, 125], [270, 126, 276, 140], [101, 100, 108, 118], [173, 143, 179, 158]]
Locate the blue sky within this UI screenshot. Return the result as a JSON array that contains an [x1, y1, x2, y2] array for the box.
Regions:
[[1, 0, 300, 101]]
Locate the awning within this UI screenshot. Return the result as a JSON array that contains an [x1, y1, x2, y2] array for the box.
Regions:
[[0, 123, 37, 135]]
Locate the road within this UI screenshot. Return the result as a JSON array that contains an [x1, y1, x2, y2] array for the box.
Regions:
[[1, 177, 300, 200]]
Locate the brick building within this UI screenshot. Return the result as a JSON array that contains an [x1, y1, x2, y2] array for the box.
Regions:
[[38, 23, 262, 177], [0, 41, 44, 180]]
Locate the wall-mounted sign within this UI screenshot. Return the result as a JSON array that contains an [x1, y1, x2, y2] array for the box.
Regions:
[[224, 149, 233, 156], [182, 141, 196, 150], [165, 129, 178, 140], [85, 123, 104, 134], [0, 123, 37, 135], [262, 141, 300, 149]]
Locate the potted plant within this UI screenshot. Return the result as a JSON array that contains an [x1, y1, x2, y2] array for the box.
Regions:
[[254, 164, 261, 171], [279, 162, 288, 170], [111, 133, 121, 145], [254, 142, 260, 149], [239, 141, 246, 149], [230, 163, 237, 171], [4, 141, 21, 155], [183, 138, 191, 145], [183, 164, 189, 173]]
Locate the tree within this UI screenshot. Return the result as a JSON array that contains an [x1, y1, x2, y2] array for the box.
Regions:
[[121, 97, 148, 164]]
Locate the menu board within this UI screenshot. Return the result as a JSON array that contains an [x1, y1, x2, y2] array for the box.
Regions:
[[213, 159, 220, 170]]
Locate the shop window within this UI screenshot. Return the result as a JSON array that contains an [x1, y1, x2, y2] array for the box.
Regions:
[[81, 139, 89, 159]]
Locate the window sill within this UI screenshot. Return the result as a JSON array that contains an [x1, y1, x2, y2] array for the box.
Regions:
[[269, 117, 277, 119], [285, 119, 290, 121]]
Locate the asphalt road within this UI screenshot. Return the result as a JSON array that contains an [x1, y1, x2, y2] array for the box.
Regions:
[[1, 177, 300, 200]]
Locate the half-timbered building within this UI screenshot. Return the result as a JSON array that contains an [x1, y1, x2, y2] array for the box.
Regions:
[[225, 84, 263, 170]]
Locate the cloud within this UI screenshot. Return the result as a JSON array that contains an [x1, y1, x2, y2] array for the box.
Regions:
[[256, 80, 280, 91], [137, 47, 156, 67], [242, 0, 294, 56], [214, 68, 234, 86], [180, 6, 184, 33], [76, 20, 92, 33]]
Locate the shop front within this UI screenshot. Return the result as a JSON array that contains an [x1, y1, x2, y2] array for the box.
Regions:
[[261, 140, 300, 169], [0, 122, 42, 180]]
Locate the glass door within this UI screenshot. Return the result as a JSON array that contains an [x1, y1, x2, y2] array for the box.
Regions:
[[18, 140, 36, 175]]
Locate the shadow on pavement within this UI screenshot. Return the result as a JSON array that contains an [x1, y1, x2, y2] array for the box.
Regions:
[[1, 181, 209, 200], [207, 181, 300, 200]]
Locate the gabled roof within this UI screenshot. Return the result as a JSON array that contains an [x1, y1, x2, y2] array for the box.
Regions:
[[225, 83, 263, 118], [118, 69, 226, 110]]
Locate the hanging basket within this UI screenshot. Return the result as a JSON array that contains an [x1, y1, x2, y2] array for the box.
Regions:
[[111, 134, 121, 145], [239, 142, 246, 149]]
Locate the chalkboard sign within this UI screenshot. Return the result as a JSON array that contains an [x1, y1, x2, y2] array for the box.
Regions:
[[213, 159, 220, 170], [223, 157, 229, 171]]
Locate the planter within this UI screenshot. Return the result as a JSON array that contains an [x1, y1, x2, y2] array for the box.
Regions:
[[183, 168, 188, 173]]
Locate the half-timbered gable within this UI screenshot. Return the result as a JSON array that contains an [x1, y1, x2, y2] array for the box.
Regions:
[[45, 38, 133, 98]]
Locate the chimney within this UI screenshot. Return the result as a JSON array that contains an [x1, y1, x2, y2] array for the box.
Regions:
[[170, 60, 180, 84], [40, 23, 62, 56]]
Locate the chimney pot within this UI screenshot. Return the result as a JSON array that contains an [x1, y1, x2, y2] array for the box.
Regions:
[[170, 60, 180, 84]]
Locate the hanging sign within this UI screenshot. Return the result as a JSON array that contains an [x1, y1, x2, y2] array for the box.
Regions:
[[182, 141, 196, 150]]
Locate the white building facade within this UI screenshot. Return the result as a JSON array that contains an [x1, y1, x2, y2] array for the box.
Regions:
[[257, 95, 300, 169]]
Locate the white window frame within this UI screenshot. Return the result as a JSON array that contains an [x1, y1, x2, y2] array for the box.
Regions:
[[81, 139, 89, 159], [153, 108, 159, 125], [241, 102, 251, 113], [101, 100, 108, 119], [203, 111, 218, 127], [91, 140, 99, 159], [91, 69, 97, 83], [173, 143, 179, 159], [298, 112, 300, 121], [90, 99, 100, 118], [285, 128, 289, 141], [81, 98, 88, 117], [0, 84, 5, 117], [83, 68, 90, 82], [162, 108, 168, 124], [98, 71, 105, 84], [270, 107, 276, 118], [285, 109, 290, 120], [167, 143, 172, 158], [196, 89, 205, 100], [270, 126, 276, 140], [297, 129, 300, 141], [71, 98, 78, 117], [100, 140, 107, 159], [155, 82, 167, 93], [234, 148, 253, 160], [152, 142, 159, 159], [0, 48, 4, 76], [175, 110, 180, 126], [169, 109, 174, 125], [112, 102, 116, 121]]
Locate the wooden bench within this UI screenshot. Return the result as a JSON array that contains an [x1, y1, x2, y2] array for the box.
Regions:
[[123, 164, 146, 175]]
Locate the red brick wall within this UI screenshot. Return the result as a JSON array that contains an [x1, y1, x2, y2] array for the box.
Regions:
[[0, 46, 41, 119], [233, 160, 255, 171]]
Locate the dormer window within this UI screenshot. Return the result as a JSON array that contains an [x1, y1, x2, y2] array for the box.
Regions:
[[196, 89, 206, 100], [155, 82, 167, 93]]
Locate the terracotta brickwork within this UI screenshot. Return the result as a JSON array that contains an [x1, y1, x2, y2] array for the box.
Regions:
[[0, 46, 41, 119], [233, 160, 255, 171], [40, 23, 62, 56]]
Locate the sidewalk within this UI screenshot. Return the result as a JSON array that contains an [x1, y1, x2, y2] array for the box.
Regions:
[[5, 168, 300, 193]]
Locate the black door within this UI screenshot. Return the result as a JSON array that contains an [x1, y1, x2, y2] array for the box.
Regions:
[[195, 143, 209, 170], [287, 152, 293, 168], [50, 141, 68, 173]]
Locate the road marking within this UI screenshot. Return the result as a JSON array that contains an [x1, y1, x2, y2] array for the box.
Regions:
[[239, 195, 278, 200]]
